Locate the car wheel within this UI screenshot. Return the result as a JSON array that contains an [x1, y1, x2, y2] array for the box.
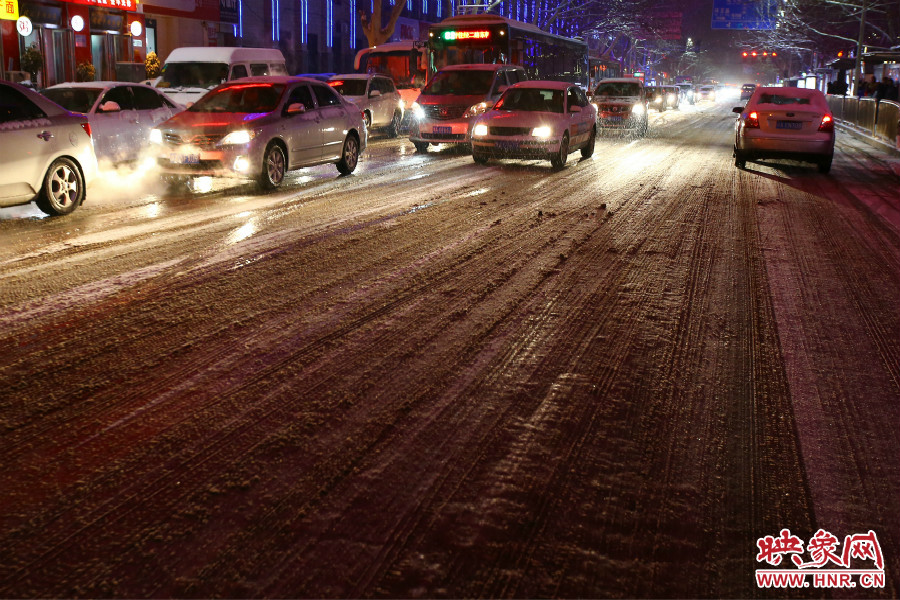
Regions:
[[472, 149, 489, 164], [35, 158, 84, 216], [413, 141, 429, 153], [259, 143, 287, 190], [581, 126, 596, 158], [817, 156, 832, 174], [336, 134, 360, 175], [387, 111, 401, 138], [363, 111, 372, 130], [550, 133, 569, 169], [734, 149, 746, 169]]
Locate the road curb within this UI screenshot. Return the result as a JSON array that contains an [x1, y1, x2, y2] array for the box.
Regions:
[[835, 121, 900, 158]]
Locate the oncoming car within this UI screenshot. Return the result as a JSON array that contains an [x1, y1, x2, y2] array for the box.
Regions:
[[732, 86, 835, 173], [591, 77, 647, 136], [470, 81, 597, 169], [150, 76, 366, 190], [0, 80, 98, 216]]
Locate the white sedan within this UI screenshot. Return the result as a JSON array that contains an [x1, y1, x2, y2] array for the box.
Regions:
[[0, 81, 98, 216], [42, 82, 183, 165], [732, 86, 835, 173], [471, 81, 597, 169]]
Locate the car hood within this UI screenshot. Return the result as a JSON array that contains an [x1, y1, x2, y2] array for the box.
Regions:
[[479, 110, 556, 128], [161, 110, 271, 133], [416, 94, 487, 107]]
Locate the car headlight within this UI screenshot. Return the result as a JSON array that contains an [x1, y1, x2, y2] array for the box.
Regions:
[[411, 102, 425, 120], [464, 102, 490, 119], [632, 103, 645, 114], [219, 130, 257, 145], [473, 123, 488, 137], [531, 126, 552, 139], [149, 128, 163, 144]]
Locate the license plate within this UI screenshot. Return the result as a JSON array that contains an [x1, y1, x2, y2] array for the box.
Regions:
[[605, 116, 623, 121], [776, 121, 803, 130], [495, 141, 521, 150], [170, 153, 200, 164], [432, 126, 452, 135]]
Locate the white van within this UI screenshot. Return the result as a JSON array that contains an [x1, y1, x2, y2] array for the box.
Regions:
[[154, 47, 288, 106]]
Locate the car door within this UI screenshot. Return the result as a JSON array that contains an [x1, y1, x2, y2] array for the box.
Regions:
[[311, 83, 348, 160], [0, 85, 66, 201], [566, 86, 592, 146], [281, 83, 323, 166], [90, 85, 138, 163]]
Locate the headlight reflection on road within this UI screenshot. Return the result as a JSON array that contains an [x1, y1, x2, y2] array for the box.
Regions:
[[227, 216, 257, 245]]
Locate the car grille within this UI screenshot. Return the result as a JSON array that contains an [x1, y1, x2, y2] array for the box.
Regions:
[[163, 133, 225, 149], [422, 105, 467, 120], [488, 126, 531, 136], [599, 105, 630, 114]]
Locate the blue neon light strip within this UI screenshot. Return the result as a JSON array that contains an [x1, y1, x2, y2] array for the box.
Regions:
[[326, 0, 333, 46]]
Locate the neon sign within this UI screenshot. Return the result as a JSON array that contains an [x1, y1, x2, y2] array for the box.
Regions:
[[442, 30, 490, 41]]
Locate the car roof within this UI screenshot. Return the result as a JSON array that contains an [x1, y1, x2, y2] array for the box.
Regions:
[[328, 73, 386, 80], [438, 64, 518, 72], [45, 81, 156, 90], [2, 80, 72, 117], [222, 75, 323, 85], [510, 80, 574, 91]]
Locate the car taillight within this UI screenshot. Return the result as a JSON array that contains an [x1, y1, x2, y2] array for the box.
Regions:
[[81, 122, 92, 138], [745, 111, 760, 129], [818, 114, 834, 132]]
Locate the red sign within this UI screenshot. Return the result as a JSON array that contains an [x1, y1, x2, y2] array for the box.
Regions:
[[62, 0, 137, 11]]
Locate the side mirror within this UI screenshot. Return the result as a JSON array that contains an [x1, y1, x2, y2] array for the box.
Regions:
[[369, 89, 382, 98], [99, 101, 121, 113], [286, 102, 306, 115], [732, 106, 744, 113]]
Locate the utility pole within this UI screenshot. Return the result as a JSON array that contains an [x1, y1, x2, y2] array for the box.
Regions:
[[852, 0, 867, 94]]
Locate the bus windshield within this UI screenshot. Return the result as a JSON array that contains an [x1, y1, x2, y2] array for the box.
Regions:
[[422, 70, 494, 95], [365, 52, 425, 89]]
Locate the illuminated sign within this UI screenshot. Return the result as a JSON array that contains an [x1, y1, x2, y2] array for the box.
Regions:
[[1, 1, 20, 21], [442, 30, 490, 41]]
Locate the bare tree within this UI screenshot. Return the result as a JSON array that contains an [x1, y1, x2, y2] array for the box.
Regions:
[[359, 0, 413, 47]]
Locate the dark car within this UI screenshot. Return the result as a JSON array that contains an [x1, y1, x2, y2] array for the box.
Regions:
[[740, 83, 757, 101]]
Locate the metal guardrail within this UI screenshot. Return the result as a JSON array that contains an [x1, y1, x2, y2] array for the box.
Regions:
[[827, 95, 900, 150]]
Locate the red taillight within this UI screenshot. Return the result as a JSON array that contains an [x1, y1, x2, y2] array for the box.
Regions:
[[818, 114, 834, 132], [329, 81, 343, 87], [745, 111, 760, 129], [81, 122, 92, 138]]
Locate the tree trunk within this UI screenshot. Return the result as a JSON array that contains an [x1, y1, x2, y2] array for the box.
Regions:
[[361, 0, 409, 47]]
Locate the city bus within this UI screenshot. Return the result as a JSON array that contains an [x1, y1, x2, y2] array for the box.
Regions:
[[427, 14, 588, 87], [353, 40, 429, 109]]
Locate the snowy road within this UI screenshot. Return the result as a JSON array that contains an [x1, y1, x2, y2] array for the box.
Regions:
[[1, 101, 898, 597]]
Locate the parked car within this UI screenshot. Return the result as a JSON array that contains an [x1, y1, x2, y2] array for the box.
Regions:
[[409, 63, 527, 152], [154, 47, 288, 106], [591, 77, 648, 136], [471, 81, 597, 169], [732, 86, 835, 173], [42, 82, 183, 164], [150, 76, 367, 190], [0, 81, 98, 216], [328, 74, 403, 137], [740, 83, 757, 101]]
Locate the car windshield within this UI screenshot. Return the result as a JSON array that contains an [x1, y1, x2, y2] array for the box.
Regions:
[[495, 88, 564, 113], [42, 87, 102, 113], [158, 62, 230, 89], [329, 80, 367, 96], [757, 93, 813, 105], [189, 83, 285, 113], [594, 82, 641, 97], [423, 70, 494, 95]]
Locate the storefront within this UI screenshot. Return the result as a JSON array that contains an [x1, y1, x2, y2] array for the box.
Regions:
[[1, 0, 144, 86]]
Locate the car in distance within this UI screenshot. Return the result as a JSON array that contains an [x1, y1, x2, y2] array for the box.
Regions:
[[0, 80, 98, 216], [591, 77, 648, 136], [471, 81, 597, 169], [696, 85, 717, 102], [676, 83, 694, 104], [645, 86, 669, 111], [42, 81, 183, 164], [740, 83, 757, 101], [328, 73, 403, 137], [150, 76, 367, 190], [732, 86, 835, 173], [409, 63, 527, 152]]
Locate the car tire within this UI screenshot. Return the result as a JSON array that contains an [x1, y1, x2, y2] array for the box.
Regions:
[[550, 133, 569, 169], [817, 156, 832, 174], [386, 111, 401, 138], [336, 134, 360, 175], [413, 141, 429, 153], [581, 126, 596, 158], [35, 157, 84, 216], [734, 149, 746, 169], [472, 149, 489, 164], [259, 142, 287, 190]]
